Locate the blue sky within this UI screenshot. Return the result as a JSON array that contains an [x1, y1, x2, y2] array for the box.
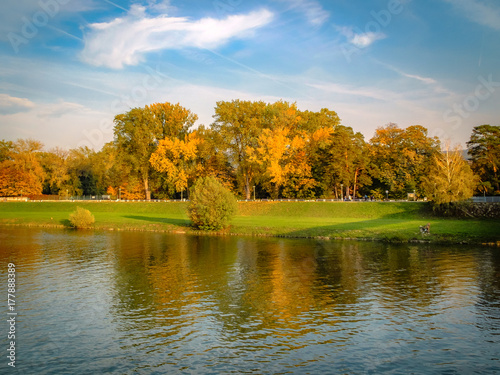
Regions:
[[1, 0, 499, 150]]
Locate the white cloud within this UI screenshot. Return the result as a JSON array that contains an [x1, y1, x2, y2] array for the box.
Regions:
[[350, 32, 386, 48], [0, 94, 35, 114], [80, 5, 274, 69], [0, 98, 108, 149], [443, 0, 500, 30], [338, 26, 386, 48]]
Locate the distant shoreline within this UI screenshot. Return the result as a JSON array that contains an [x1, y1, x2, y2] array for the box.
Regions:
[[0, 201, 499, 246]]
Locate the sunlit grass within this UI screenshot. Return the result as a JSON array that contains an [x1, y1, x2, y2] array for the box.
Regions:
[[0, 201, 498, 244]]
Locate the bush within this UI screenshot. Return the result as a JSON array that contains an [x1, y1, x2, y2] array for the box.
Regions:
[[188, 176, 238, 230], [69, 207, 95, 228]]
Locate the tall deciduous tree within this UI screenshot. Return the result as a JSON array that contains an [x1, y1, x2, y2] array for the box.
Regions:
[[212, 100, 268, 199], [466, 125, 500, 194], [422, 144, 478, 204], [369, 123, 440, 198], [311, 125, 370, 199], [114, 102, 197, 199], [194, 125, 235, 191], [248, 127, 315, 198], [40, 148, 71, 195]]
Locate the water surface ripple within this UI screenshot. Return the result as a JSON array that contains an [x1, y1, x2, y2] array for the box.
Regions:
[[1, 227, 499, 374]]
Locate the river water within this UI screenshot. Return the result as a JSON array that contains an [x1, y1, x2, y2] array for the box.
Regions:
[[1, 227, 499, 374]]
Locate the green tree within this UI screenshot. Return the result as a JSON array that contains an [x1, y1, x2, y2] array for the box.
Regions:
[[66, 147, 100, 196], [40, 148, 71, 196], [311, 126, 370, 199], [0, 140, 13, 162], [466, 125, 500, 194], [188, 176, 238, 230], [194, 125, 236, 191], [212, 100, 268, 199], [299, 108, 341, 134], [422, 144, 478, 204], [369, 123, 440, 198]]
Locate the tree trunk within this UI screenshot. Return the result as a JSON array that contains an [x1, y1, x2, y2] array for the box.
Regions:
[[144, 177, 150, 200], [353, 168, 359, 199], [245, 175, 251, 200]]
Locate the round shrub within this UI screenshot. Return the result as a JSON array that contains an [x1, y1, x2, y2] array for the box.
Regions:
[[188, 176, 238, 230], [69, 207, 95, 229]]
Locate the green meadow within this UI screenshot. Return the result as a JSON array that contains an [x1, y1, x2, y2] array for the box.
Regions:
[[0, 201, 499, 244]]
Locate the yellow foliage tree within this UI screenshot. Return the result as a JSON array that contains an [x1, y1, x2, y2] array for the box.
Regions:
[[248, 127, 314, 198], [150, 132, 203, 196], [423, 144, 478, 204]]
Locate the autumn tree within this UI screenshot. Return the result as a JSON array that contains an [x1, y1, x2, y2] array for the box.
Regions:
[[0, 139, 45, 197], [422, 144, 478, 204], [150, 131, 203, 198], [114, 102, 197, 199], [248, 127, 315, 198], [466, 125, 500, 194]]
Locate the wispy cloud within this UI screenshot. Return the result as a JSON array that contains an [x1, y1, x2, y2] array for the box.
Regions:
[[0, 94, 35, 115], [80, 5, 274, 69], [442, 0, 500, 30], [37, 101, 92, 119], [337, 26, 386, 48], [276, 0, 330, 25], [307, 81, 396, 102], [374, 60, 438, 85]]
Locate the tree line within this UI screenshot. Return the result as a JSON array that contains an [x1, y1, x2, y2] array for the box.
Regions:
[[1, 100, 498, 203]]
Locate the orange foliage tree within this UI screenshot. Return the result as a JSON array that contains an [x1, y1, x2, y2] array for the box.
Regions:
[[0, 139, 45, 197]]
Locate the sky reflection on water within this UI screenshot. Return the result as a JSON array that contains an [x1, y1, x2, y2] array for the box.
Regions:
[[1, 227, 499, 374]]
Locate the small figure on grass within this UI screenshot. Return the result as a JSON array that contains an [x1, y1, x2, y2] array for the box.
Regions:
[[419, 223, 430, 235]]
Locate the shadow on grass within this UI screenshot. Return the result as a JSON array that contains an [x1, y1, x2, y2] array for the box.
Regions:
[[123, 215, 191, 228], [281, 211, 434, 242], [60, 219, 72, 228], [282, 210, 500, 243]]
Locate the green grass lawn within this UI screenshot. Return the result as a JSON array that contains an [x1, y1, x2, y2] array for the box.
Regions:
[[0, 201, 498, 244]]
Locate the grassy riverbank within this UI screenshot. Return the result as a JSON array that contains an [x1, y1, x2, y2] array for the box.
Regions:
[[0, 201, 499, 244]]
